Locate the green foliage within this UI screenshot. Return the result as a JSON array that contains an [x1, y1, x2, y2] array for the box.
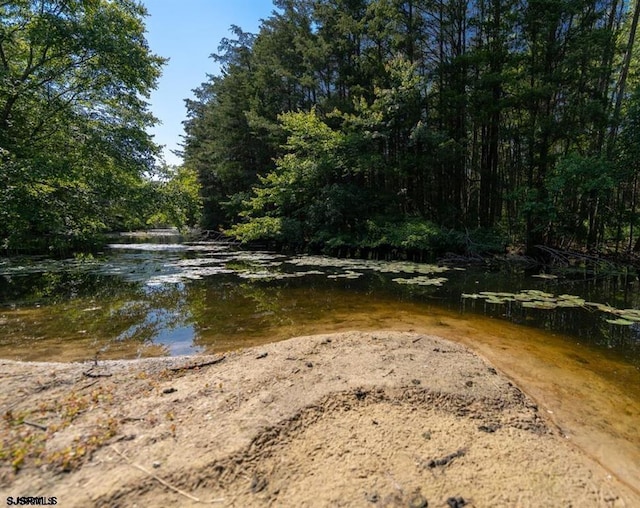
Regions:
[[186, 0, 640, 256], [360, 219, 461, 253], [182, 25, 276, 230], [228, 216, 303, 244], [464, 228, 508, 255], [146, 166, 203, 230], [545, 154, 616, 246], [0, 0, 165, 252], [229, 108, 372, 247]]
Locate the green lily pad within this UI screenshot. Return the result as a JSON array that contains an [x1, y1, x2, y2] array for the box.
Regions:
[[605, 318, 635, 326], [328, 271, 363, 279], [462, 286, 640, 319], [485, 297, 514, 304], [616, 309, 640, 322], [462, 289, 590, 310], [521, 301, 558, 310], [478, 291, 516, 297], [584, 302, 617, 313], [556, 301, 582, 308], [392, 276, 448, 286], [520, 289, 555, 298], [556, 295, 586, 307]]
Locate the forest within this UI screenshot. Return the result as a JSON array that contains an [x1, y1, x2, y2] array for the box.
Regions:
[[0, 0, 200, 253], [184, 0, 640, 258], [4, 1, 640, 258]]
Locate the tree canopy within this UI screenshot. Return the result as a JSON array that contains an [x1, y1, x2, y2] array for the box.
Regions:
[[184, 0, 640, 257], [0, 0, 173, 251]]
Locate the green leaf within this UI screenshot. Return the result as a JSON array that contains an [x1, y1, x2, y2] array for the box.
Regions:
[[605, 318, 635, 326]]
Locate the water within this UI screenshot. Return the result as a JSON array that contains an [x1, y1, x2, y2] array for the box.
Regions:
[[1, 233, 639, 494], [0, 234, 638, 367]]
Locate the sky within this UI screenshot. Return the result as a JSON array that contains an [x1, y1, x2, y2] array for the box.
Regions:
[[142, 1, 277, 166]]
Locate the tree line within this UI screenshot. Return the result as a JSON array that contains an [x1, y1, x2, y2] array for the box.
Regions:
[[183, 0, 640, 257], [0, 0, 200, 253]]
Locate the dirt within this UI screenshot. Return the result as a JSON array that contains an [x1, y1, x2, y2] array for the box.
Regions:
[[0, 331, 637, 507]]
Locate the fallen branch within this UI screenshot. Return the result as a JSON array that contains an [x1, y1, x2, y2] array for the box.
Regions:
[[83, 371, 113, 378], [534, 244, 617, 268], [110, 446, 224, 504], [23, 420, 48, 431], [78, 379, 101, 391], [427, 448, 467, 468], [169, 356, 226, 372]]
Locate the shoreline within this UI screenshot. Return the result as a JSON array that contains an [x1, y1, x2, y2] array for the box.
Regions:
[[1, 331, 636, 507]]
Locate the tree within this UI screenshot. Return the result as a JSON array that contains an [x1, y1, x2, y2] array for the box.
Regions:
[[183, 25, 279, 230], [188, 0, 640, 256], [145, 165, 203, 230], [0, 0, 164, 250], [229, 108, 363, 246]]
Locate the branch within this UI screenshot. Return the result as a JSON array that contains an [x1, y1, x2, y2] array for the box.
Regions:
[[23, 420, 48, 431], [29, 89, 85, 142], [0, 42, 8, 70], [82, 371, 113, 378], [169, 355, 226, 372]]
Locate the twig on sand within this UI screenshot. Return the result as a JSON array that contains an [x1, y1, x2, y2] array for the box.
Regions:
[[427, 448, 467, 469], [78, 379, 101, 391], [23, 420, 48, 431], [110, 446, 224, 504], [169, 356, 226, 372], [82, 371, 113, 378]]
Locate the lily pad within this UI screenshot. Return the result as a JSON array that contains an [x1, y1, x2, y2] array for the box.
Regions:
[[584, 302, 617, 313], [462, 289, 588, 311], [485, 296, 514, 304], [328, 271, 363, 279], [521, 301, 558, 310], [615, 309, 640, 322], [556, 295, 586, 307], [520, 289, 555, 298], [513, 293, 536, 302], [288, 256, 458, 276], [605, 318, 635, 326], [531, 273, 558, 280], [392, 276, 448, 286]]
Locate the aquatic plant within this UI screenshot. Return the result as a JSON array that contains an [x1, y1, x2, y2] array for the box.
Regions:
[[462, 290, 640, 325], [391, 276, 449, 286], [327, 271, 363, 279]]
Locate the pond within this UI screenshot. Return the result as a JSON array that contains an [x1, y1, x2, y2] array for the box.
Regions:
[[1, 232, 639, 367], [1, 232, 640, 491]]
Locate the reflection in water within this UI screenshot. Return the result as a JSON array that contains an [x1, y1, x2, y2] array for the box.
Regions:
[[0, 240, 639, 493], [0, 241, 639, 367], [115, 283, 201, 357]]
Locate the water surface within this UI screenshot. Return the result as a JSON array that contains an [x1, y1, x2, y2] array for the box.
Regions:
[[1, 236, 639, 366]]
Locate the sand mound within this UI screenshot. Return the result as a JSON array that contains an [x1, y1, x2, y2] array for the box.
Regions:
[[0, 332, 634, 507]]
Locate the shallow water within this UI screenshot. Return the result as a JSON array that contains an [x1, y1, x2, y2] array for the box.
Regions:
[[0, 235, 639, 494], [1, 238, 639, 364]]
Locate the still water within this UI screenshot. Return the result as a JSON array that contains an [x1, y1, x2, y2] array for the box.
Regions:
[[0, 232, 639, 366], [1, 232, 640, 493]]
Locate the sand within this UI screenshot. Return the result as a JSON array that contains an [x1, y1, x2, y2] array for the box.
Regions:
[[0, 331, 637, 507]]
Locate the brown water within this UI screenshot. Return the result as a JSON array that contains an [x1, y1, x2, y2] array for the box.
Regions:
[[0, 238, 639, 494]]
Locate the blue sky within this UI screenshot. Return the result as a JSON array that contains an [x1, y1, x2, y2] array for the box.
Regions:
[[142, 1, 277, 166]]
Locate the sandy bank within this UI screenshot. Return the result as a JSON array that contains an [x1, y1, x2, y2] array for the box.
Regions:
[[0, 331, 636, 507]]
